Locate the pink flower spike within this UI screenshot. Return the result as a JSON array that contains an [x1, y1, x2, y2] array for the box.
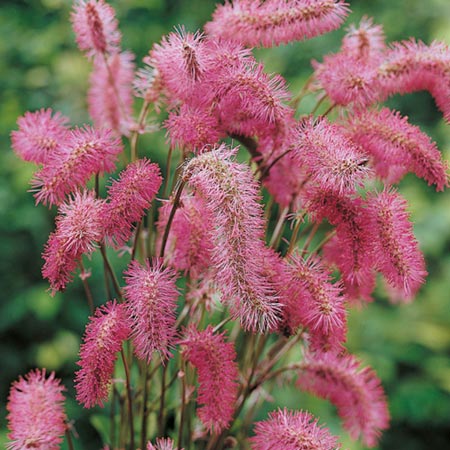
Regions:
[[71, 0, 121, 57], [205, 0, 350, 48], [367, 190, 427, 301], [297, 351, 390, 447], [75, 301, 131, 408], [104, 158, 162, 248], [180, 326, 239, 434], [123, 259, 179, 362], [89, 52, 135, 136], [32, 126, 123, 207], [11, 108, 69, 165], [7, 369, 66, 450], [147, 438, 181, 450], [251, 408, 341, 450]]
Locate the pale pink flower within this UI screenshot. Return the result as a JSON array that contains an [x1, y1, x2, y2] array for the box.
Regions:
[[251, 408, 341, 450], [71, 0, 121, 57], [7, 369, 66, 450], [367, 190, 427, 301], [89, 51, 135, 136], [180, 326, 239, 434], [182, 146, 281, 333], [134, 65, 164, 108], [205, 0, 350, 48], [11, 108, 69, 164], [147, 438, 180, 450], [346, 108, 449, 190], [123, 259, 178, 362], [75, 301, 131, 408], [32, 126, 122, 206], [104, 158, 162, 247], [297, 351, 390, 447]]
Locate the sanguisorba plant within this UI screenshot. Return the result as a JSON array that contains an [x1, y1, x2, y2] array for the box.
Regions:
[[8, 1, 450, 449]]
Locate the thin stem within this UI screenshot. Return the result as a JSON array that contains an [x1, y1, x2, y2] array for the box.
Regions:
[[158, 364, 168, 436], [99, 243, 123, 300], [65, 426, 75, 450], [321, 102, 337, 117], [259, 148, 292, 181], [177, 358, 187, 450], [131, 221, 142, 261], [308, 229, 336, 256], [110, 382, 117, 449], [286, 211, 307, 257], [289, 73, 314, 109], [140, 365, 150, 450], [310, 93, 327, 115], [130, 101, 150, 162], [213, 316, 233, 333], [78, 261, 94, 314], [269, 206, 289, 248], [120, 348, 135, 450], [162, 146, 174, 198], [301, 221, 321, 255]]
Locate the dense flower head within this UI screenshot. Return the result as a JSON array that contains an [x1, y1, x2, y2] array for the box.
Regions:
[[182, 145, 282, 332], [180, 326, 239, 434], [205, 0, 350, 48], [104, 158, 162, 247], [367, 190, 427, 301], [89, 51, 135, 136], [32, 126, 122, 206], [11, 108, 69, 164], [346, 107, 449, 190], [123, 259, 179, 362], [251, 408, 341, 450], [75, 301, 131, 408], [147, 438, 180, 450], [297, 351, 390, 447], [7, 369, 66, 450], [71, 0, 121, 57]]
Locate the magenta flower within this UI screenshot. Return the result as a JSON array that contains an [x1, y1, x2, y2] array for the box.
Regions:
[[205, 0, 350, 48], [147, 438, 180, 450], [11, 108, 69, 165], [181, 326, 239, 434], [251, 408, 341, 450], [32, 126, 122, 206], [89, 51, 135, 136], [123, 259, 179, 362], [71, 0, 121, 57], [7, 369, 66, 450], [104, 158, 162, 247], [297, 351, 390, 447], [75, 301, 131, 408], [367, 190, 427, 301]]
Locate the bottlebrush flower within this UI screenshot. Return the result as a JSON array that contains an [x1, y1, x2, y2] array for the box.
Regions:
[[32, 126, 122, 206], [104, 158, 162, 248], [251, 408, 341, 450], [11, 108, 69, 164], [134, 65, 163, 108], [345, 107, 449, 190], [89, 51, 135, 136], [71, 0, 121, 57], [147, 438, 180, 450], [165, 104, 222, 152], [182, 146, 282, 333], [367, 190, 427, 301], [7, 369, 66, 450], [205, 0, 350, 48], [180, 326, 239, 434], [297, 351, 390, 447], [293, 117, 370, 194], [288, 254, 347, 353], [123, 259, 178, 362], [75, 301, 131, 408]]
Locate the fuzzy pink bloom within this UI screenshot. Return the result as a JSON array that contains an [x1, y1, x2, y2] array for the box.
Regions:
[[7, 369, 66, 450], [182, 146, 281, 332], [89, 52, 135, 136], [157, 193, 214, 278], [367, 190, 427, 301], [293, 117, 370, 194], [75, 301, 131, 408], [181, 326, 239, 434], [297, 351, 390, 447], [165, 104, 222, 152], [205, 0, 349, 48], [71, 0, 121, 57], [11, 109, 69, 165], [147, 438, 180, 450], [346, 108, 449, 190], [104, 158, 162, 247], [42, 190, 105, 294], [123, 259, 178, 362], [378, 39, 450, 121], [32, 126, 122, 206], [134, 65, 164, 109], [251, 408, 341, 450], [287, 254, 347, 353]]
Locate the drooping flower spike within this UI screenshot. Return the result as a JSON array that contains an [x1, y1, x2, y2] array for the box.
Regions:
[[7, 369, 67, 450]]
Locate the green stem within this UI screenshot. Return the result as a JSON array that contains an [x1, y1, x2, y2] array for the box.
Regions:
[[78, 261, 94, 314], [65, 426, 75, 450], [140, 365, 150, 450], [120, 348, 135, 450], [158, 364, 168, 436], [99, 243, 123, 300], [177, 358, 187, 449]]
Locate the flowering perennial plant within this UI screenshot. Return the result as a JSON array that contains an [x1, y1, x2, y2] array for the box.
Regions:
[[7, 0, 450, 449]]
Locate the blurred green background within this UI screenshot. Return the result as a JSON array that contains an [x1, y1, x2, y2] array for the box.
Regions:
[[1, 0, 450, 448]]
